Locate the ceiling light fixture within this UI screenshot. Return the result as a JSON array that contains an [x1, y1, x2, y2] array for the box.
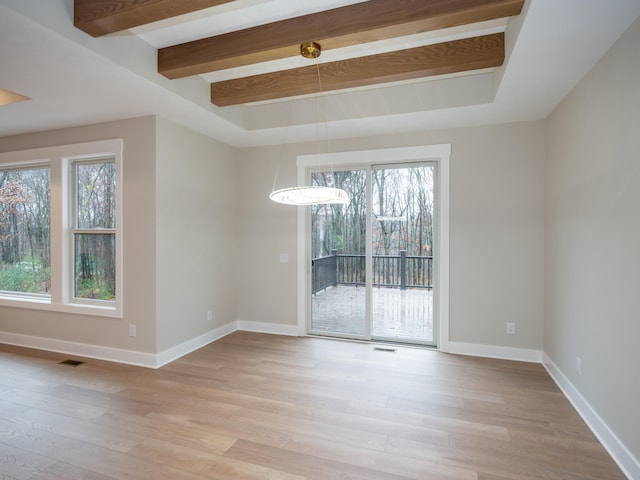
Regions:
[[269, 42, 349, 206]]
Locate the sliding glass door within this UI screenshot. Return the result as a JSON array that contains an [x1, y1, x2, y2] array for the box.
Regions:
[[371, 164, 435, 344], [309, 163, 436, 346], [310, 169, 368, 338]]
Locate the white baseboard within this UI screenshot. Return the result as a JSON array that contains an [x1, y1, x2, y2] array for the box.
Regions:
[[0, 331, 538, 367], [0, 322, 299, 369], [542, 353, 639, 480], [236, 320, 301, 336], [156, 321, 302, 366], [447, 341, 542, 363], [0, 331, 157, 368], [154, 322, 237, 368], [0, 322, 237, 369]]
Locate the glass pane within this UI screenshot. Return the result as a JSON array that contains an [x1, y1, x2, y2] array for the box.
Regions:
[[0, 167, 51, 294], [76, 161, 116, 229], [310, 170, 367, 337], [371, 165, 434, 343], [74, 233, 115, 300]]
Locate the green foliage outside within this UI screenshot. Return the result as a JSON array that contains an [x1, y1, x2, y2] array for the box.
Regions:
[[1, 162, 116, 301], [0, 261, 50, 294], [76, 276, 115, 300]]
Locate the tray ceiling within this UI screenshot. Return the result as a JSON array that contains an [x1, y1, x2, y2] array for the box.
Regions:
[[2, 0, 640, 147], [74, 0, 524, 106]]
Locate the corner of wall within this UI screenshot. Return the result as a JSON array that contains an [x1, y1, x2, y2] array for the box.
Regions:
[[542, 353, 640, 480]]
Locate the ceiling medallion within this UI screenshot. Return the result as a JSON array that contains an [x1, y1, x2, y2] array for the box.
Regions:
[[300, 41, 321, 59]]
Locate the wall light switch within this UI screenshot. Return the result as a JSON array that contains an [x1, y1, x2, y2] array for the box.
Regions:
[[279, 253, 289, 264]]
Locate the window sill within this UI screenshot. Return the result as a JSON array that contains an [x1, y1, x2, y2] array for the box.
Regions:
[[0, 295, 122, 318]]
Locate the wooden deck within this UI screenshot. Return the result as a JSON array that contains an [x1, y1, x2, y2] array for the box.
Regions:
[[311, 285, 433, 342]]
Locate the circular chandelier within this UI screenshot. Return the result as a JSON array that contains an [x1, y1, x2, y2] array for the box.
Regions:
[[269, 42, 349, 206], [270, 186, 349, 205]]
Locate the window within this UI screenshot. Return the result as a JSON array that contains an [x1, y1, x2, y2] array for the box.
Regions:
[[73, 160, 116, 301], [0, 140, 123, 317], [0, 165, 51, 296]]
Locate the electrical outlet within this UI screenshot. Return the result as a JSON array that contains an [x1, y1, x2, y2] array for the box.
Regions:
[[506, 322, 516, 335], [129, 324, 136, 337], [207, 310, 213, 321]]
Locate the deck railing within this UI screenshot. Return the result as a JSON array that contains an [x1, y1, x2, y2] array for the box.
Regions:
[[311, 254, 338, 294], [312, 250, 432, 294]]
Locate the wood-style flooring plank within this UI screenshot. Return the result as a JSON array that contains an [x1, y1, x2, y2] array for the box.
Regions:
[[0, 442, 55, 479], [0, 332, 627, 480], [225, 438, 414, 480], [280, 433, 476, 480], [31, 462, 117, 480], [0, 388, 107, 421]]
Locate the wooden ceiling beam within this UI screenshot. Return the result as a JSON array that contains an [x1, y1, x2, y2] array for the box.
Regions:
[[74, 0, 235, 37], [159, 0, 523, 79], [210, 33, 504, 106]]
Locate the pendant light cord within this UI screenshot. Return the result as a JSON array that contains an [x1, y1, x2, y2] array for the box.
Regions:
[[271, 84, 298, 193], [269, 41, 349, 205], [314, 57, 338, 189]]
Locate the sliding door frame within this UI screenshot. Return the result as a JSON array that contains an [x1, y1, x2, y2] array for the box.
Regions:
[[370, 161, 437, 346], [296, 144, 450, 351]]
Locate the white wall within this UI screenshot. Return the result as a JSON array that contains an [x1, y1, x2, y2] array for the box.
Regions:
[[235, 144, 300, 331], [0, 116, 241, 365], [0, 116, 158, 355], [155, 118, 238, 352], [237, 121, 546, 353], [545, 16, 640, 469]]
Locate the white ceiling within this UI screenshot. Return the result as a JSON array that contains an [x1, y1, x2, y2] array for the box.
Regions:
[[1, 0, 639, 148]]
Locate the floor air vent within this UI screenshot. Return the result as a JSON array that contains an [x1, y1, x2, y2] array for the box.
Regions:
[[373, 347, 397, 353], [58, 359, 85, 366]]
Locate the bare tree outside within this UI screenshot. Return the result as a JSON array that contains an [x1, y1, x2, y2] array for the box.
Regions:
[[312, 165, 434, 287], [372, 166, 434, 257], [0, 160, 116, 300], [74, 161, 116, 300], [311, 170, 367, 258], [0, 167, 50, 294]]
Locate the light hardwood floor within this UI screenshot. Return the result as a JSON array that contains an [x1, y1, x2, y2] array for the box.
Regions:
[[0, 332, 626, 479]]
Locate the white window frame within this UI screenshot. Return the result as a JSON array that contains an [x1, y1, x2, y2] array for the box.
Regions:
[[0, 139, 123, 318]]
